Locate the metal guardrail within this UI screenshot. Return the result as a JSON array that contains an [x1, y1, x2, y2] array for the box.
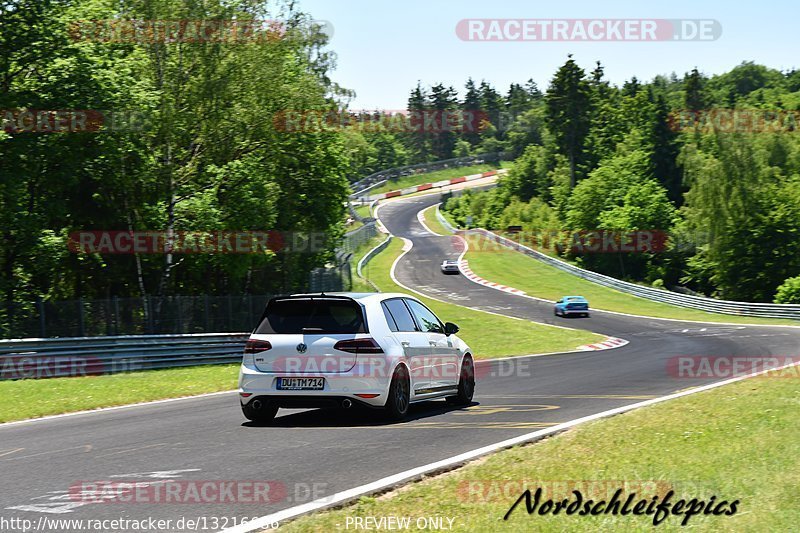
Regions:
[[357, 235, 392, 292], [349, 152, 508, 198], [464, 228, 800, 320], [0, 333, 248, 380], [435, 204, 459, 234]]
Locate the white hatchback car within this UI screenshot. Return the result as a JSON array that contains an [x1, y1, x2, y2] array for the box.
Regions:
[[440, 259, 460, 274], [239, 293, 474, 422]]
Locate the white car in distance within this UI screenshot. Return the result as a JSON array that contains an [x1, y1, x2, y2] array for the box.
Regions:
[[440, 259, 460, 274]]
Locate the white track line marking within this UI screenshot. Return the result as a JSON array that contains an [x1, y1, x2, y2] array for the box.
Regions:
[[221, 357, 800, 533], [0, 391, 236, 429]]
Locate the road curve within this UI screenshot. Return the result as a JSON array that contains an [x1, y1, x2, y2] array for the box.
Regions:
[[1, 193, 798, 531]]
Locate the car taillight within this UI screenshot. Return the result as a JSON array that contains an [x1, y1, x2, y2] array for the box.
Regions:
[[333, 338, 384, 354], [244, 339, 272, 354]]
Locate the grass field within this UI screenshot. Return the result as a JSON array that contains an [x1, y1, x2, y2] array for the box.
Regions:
[[281, 374, 800, 532], [364, 162, 512, 197], [421, 204, 451, 235], [360, 238, 603, 359], [0, 364, 239, 423], [421, 206, 794, 325], [353, 203, 372, 219], [461, 240, 797, 326], [429, 204, 795, 325]]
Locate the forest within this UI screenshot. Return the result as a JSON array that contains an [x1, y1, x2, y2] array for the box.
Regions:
[[3, 0, 800, 328]]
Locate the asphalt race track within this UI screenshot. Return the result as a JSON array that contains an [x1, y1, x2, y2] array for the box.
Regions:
[[2, 193, 799, 531]]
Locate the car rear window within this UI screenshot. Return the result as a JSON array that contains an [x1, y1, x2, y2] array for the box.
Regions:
[[255, 298, 367, 334]]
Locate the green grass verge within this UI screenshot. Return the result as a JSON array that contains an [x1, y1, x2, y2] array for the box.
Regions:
[[421, 205, 451, 236], [281, 375, 800, 532], [361, 238, 603, 359], [353, 203, 372, 219], [0, 364, 239, 423], [462, 240, 797, 325], [365, 163, 511, 197], [345, 218, 364, 231]]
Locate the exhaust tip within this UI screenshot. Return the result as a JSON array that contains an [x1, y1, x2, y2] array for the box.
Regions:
[[341, 399, 352, 409], [251, 399, 263, 410]]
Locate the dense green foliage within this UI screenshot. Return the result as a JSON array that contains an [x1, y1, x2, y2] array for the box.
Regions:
[[443, 59, 800, 302], [3, 0, 799, 322], [1, 0, 351, 311]]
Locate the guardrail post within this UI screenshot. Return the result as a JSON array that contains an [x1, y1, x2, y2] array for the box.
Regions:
[[37, 298, 46, 338]]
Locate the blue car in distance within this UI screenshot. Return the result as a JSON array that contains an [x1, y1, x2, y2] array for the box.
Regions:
[[554, 296, 590, 318]]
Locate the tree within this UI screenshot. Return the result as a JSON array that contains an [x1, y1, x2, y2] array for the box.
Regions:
[[565, 147, 675, 280], [649, 93, 682, 204], [461, 78, 482, 147], [503, 144, 553, 201], [545, 55, 593, 188], [429, 83, 459, 160], [0, 0, 354, 321], [684, 68, 708, 111], [479, 80, 505, 141], [406, 82, 431, 161], [774, 275, 800, 304]]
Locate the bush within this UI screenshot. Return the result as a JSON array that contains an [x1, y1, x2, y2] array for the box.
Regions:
[[774, 275, 800, 304]]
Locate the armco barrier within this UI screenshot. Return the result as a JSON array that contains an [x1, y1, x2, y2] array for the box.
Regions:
[[370, 169, 508, 202], [357, 236, 393, 292], [349, 152, 508, 198], [0, 333, 248, 380], [436, 205, 459, 234], [463, 228, 800, 320]]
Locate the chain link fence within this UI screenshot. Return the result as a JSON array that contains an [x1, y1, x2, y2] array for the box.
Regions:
[[308, 222, 381, 292], [0, 294, 274, 339]]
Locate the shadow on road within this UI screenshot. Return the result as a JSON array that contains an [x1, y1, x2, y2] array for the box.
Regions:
[[241, 400, 480, 428]]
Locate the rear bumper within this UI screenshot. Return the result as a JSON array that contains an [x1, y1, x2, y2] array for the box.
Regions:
[[239, 364, 391, 407], [241, 395, 382, 410], [563, 309, 589, 315]]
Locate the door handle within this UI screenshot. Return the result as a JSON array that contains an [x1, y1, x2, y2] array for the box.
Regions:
[[429, 341, 437, 346], [401, 341, 411, 347]]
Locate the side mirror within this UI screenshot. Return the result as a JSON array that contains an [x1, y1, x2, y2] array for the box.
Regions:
[[444, 322, 459, 336]]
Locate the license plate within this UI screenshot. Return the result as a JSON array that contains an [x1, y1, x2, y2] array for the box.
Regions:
[[277, 377, 325, 390]]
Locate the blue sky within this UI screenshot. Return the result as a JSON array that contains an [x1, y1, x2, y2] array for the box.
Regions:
[[296, 0, 798, 109]]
